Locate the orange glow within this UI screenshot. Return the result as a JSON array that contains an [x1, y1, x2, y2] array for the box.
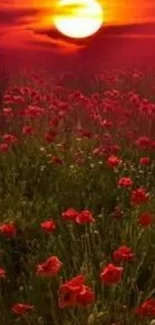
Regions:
[[0, 0, 155, 51], [1, 1, 154, 26], [52, 0, 104, 39]]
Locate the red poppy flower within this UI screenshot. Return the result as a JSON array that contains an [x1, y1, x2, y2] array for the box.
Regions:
[[107, 155, 122, 168], [139, 212, 153, 227], [22, 125, 34, 135], [49, 118, 59, 127], [58, 275, 85, 308], [75, 210, 95, 224], [136, 299, 155, 316], [51, 156, 63, 165], [61, 274, 85, 293], [76, 285, 95, 307], [113, 245, 135, 262], [102, 119, 113, 128], [0, 223, 16, 237], [0, 143, 9, 152], [62, 208, 79, 221], [3, 108, 13, 118], [40, 219, 56, 233], [36, 256, 62, 277], [58, 275, 94, 308], [131, 187, 149, 206], [118, 177, 133, 188], [2, 134, 17, 144], [100, 263, 124, 285], [44, 131, 56, 143], [0, 267, 6, 278], [25, 105, 44, 118], [140, 157, 150, 165], [11, 303, 34, 315], [136, 136, 151, 149]]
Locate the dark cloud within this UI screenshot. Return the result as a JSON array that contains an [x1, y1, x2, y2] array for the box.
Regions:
[[0, 8, 40, 26], [102, 22, 155, 35], [16, 21, 153, 58], [32, 22, 155, 49], [1, 6, 155, 57], [27, 38, 85, 53]]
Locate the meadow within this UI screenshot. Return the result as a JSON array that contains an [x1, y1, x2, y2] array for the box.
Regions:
[[0, 68, 155, 324]]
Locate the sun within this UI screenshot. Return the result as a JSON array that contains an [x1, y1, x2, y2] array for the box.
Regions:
[[53, 0, 104, 39]]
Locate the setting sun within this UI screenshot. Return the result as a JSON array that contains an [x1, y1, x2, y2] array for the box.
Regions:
[[53, 0, 104, 39]]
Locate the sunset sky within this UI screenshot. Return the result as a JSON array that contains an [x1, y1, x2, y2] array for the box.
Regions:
[[1, 0, 155, 53]]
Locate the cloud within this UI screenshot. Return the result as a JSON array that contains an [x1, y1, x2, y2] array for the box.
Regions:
[[1, 4, 155, 54], [28, 37, 85, 53], [30, 26, 86, 51], [100, 22, 155, 36], [0, 24, 84, 54], [32, 22, 155, 48], [0, 8, 41, 26]]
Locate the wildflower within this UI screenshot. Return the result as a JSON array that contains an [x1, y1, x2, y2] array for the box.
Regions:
[[0, 267, 6, 278], [100, 263, 124, 285], [140, 157, 150, 165], [59, 275, 85, 308], [118, 177, 133, 188], [0, 223, 16, 237], [51, 156, 63, 165], [49, 118, 59, 127], [40, 219, 56, 233], [25, 105, 44, 118], [22, 125, 34, 136], [11, 303, 34, 315], [58, 275, 94, 308], [107, 155, 122, 168], [131, 187, 149, 206], [76, 285, 95, 307], [113, 246, 135, 262], [62, 208, 79, 221], [136, 299, 155, 316], [139, 212, 153, 227], [36, 256, 62, 277], [108, 145, 120, 155], [44, 131, 56, 143], [0, 143, 9, 153], [102, 119, 113, 128], [75, 210, 95, 224], [3, 108, 13, 118], [2, 134, 17, 145], [136, 136, 151, 149]]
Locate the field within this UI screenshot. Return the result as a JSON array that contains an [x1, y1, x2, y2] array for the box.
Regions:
[[1, 68, 155, 325]]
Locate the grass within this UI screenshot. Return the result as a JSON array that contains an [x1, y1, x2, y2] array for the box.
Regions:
[[0, 68, 155, 324]]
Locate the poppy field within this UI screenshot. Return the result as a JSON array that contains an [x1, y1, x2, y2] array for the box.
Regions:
[[1, 68, 155, 325]]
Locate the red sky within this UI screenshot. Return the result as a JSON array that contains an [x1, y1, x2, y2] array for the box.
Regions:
[[1, 0, 155, 53]]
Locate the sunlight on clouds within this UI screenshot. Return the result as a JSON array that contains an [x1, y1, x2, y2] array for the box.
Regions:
[[0, 0, 58, 8], [0, 26, 85, 53], [1, 0, 155, 25], [1, 0, 155, 52]]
